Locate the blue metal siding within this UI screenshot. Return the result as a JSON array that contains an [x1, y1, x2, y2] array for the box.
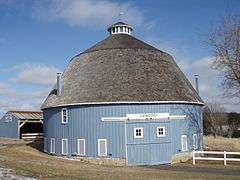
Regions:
[[43, 103, 203, 165], [0, 115, 19, 139]]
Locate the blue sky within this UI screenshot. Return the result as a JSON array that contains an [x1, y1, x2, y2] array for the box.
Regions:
[[0, 0, 239, 116]]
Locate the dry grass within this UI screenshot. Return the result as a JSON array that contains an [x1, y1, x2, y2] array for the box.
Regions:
[[204, 136, 240, 152], [0, 138, 239, 180]]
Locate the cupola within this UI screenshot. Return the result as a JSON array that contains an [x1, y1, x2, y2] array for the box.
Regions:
[[107, 22, 133, 35]]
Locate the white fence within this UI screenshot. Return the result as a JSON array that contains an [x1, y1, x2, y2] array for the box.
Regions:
[[193, 150, 240, 166]]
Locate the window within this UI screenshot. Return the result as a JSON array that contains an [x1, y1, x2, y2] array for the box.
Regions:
[[181, 135, 188, 151], [61, 108, 68, 124], [50, 138, 55, 154], [193, 134, 198, 149], [98, 139, 107, 156], [120, 27, 123, 32], [77, 139, 85, 156], [62, 139, 68, 155], [112, 28, 115, 33], [157, 127, 166, 137], [134, 128, 143, 138]]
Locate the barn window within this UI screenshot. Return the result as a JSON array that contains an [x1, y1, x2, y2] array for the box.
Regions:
[[50, 138, 55, 154], [77, 139, 86, 156], [61, 108, 68, 124], [157, 127, 165, 137], [62, 138, 68, 155], [134, 128, 143, 138], [98, 139, 107, 156], [193, 134, 198, 149], [181, 135, 188, 151], [120, 27, 123, 32]]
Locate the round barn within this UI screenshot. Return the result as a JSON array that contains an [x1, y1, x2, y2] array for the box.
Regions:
[[41, 22, 204, 166]]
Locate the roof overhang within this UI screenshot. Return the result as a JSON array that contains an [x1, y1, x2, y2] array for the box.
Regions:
[[41, 101, 204, 110]]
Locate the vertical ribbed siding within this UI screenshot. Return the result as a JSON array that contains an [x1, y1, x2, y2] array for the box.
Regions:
[[0, 115, 19, 139], [43, 103, 203, 165]]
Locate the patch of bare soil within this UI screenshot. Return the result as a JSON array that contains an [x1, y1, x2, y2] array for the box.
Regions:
[[0, 167, 37, 180]]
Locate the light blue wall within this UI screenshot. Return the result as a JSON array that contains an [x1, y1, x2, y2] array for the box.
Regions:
[[0, 114, 19, 139], [43, 103, 203, 165]]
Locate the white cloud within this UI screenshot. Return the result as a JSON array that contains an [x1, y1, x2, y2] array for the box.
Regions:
[[12, 63, 61, 86], [33, 0, 144, 28]]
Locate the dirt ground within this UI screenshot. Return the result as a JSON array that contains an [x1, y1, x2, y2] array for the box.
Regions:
[[0, 138, 240, 180]]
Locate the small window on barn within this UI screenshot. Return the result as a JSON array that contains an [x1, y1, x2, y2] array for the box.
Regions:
[[98, 139, 107, 156], [120, 26, 123, 32], [77, 139, 86, 156], [193, 134, 198, 150], [62, 138, 68, 155], [157, 127, 165, 137], [61, 108, 68, 124], [134, 128, 143, 138], [50, 138, 55, 154], [181, 135, 188, 151]]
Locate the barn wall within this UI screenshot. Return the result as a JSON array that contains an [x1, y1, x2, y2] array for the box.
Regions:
[[0, 115, 19, 139], [43, 103, 203, 162]]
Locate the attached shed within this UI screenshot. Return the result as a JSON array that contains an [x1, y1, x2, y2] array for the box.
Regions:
[[42, 22, 204, 165], [0, 111, 43, 140]]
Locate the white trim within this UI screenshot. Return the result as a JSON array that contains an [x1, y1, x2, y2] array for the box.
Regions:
[[101, 117, 127, 122], [42, 101, 204, 109], [134, 128, 143, 138], [124, 121, 128, 165], [193, 134, 198, 150], [50, 138, 55, 154], [61, 138, 68, 155], [156, 126, 166, 137], [77, 139, 86, 156], [101, 114, 187, 122], [98, 139, 107, 156], [61, 108, 68, 124], [181, 135, 188, 151]]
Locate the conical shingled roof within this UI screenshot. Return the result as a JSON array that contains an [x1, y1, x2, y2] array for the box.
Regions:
[[41, 30, 203, 109]]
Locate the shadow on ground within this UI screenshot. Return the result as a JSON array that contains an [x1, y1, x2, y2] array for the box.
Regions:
[[26, 140, 43, 152]]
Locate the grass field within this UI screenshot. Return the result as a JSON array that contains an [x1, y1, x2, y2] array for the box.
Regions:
[[0, 137, 240, 180]]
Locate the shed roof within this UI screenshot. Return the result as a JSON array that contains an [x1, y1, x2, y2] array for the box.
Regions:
[[7, 111, 43, 120]]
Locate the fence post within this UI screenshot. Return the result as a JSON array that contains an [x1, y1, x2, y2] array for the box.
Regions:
[[224, 151, 227, 166], [193, 150, 195, 165]]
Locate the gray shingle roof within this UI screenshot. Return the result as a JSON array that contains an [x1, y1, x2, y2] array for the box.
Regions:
[[41, 34, 203, 109]]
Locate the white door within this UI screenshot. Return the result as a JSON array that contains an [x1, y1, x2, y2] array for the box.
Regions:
[[98, 139, 107, 156], [50, 138, 55, 153], [62, 139, 68, 155], [77, 139, 85, 156]]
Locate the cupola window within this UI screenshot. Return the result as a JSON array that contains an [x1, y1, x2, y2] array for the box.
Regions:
[[107, 22, 133, 35]]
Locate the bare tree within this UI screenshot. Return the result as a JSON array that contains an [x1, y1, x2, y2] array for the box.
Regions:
[[208, 14, 240, 99], [203, 102, 227, 138], [227, 112, 240, 138]]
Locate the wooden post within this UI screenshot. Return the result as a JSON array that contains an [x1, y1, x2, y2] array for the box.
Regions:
[[193, 150, 195, 165], [224, 151, 227, 166]]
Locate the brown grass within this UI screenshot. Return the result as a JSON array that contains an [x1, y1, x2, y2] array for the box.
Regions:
[[204, 136, 240, 152], [0, 138, 239, 180]]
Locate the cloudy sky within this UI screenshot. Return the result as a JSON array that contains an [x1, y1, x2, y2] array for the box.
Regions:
[[0, 0, 239, 117]]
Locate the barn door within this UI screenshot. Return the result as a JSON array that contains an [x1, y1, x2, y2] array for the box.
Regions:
[[126, 120, 172, 165]]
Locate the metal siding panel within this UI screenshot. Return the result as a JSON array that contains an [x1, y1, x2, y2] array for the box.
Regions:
[[0, 115, 19, 138]]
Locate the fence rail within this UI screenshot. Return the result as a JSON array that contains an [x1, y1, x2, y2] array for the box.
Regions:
[[193, 150, 240, 166]]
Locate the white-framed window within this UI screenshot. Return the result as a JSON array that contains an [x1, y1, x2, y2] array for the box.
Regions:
[[62, 138, 68, 155], [50, 138, 55, 154], [157, 126, 166, 137], [98, 139, 107, 156], [61, 108, 68, 124], [134, 128, 143, 138], [193, 134, 198, 150], [77, 139, 86, 156], [181, 135, 188, 151]]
